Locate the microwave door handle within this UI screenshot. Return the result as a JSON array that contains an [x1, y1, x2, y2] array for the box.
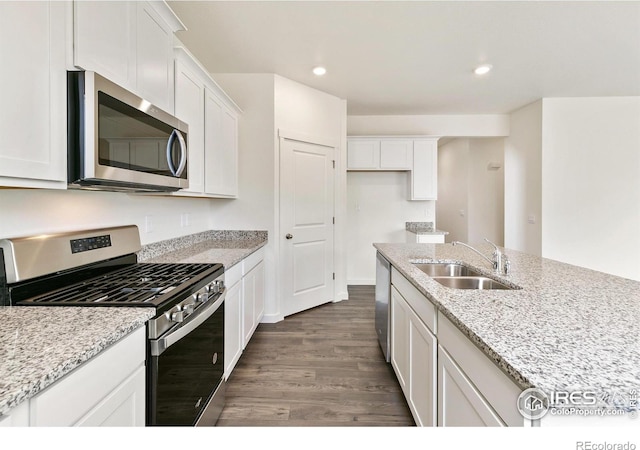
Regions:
[[166, 130, 187, 177]]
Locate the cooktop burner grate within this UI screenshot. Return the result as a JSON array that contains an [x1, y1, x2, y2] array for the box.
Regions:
[[18, 263, 218, 307]]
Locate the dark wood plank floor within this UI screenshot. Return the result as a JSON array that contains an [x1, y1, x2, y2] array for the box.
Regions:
[[217, 285, 414, 426]]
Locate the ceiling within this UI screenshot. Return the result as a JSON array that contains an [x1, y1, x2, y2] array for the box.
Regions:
[[168, 1, 640, 115]]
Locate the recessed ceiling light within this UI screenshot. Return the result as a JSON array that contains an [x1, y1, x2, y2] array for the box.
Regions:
[[313, 66, 327, 76], [474, 64, 493, 75]]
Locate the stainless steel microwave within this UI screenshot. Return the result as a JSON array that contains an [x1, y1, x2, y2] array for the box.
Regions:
[[67, 71, 189, 192]]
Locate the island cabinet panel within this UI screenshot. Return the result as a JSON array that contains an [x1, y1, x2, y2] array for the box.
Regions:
[[388, 266, 526, 427], [437, 312, 525, 427], [390, 285, 437, 426], [438, 346, 504, 427]]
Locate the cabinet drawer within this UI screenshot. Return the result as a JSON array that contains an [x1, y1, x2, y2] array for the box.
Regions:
[[226, 261, 242, 288], [391, 267, 436, 334], [29, 327, 145, 426], [437, 313, 524, 426]]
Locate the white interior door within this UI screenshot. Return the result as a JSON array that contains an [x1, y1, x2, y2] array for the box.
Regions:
[[280, 138, 335, 317]]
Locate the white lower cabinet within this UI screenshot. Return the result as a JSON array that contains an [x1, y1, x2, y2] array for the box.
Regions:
[[224, 248, 265, 379], [390, 268, 526, 427], [0, 327, 145, 427], [390, 285, 437, 426], [438, 346, 503, 426]]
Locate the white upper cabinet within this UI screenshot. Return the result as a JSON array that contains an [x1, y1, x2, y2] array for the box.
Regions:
[[205, 87, 239, 197], [173, 47, 240, 198], [411, 139, 438, 200], [380, 140, 413, 170], [347, 139, 380, 169], [347, 136, 439, 200], [135, 2, 176, 112], [174, 55, 206, 194], [74, 1, 183, 113], [0, 1, 67, 188]]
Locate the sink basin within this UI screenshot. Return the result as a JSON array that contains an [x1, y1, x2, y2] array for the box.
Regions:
[[413, 263, 483, 277], [431, 276, 513, 290]]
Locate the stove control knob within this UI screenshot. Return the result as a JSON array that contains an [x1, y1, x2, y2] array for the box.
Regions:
[[183, 302, 195, 314], [170, 310, 185, 323], [214, 280, 225, 292], [196, 292, 209, 303]]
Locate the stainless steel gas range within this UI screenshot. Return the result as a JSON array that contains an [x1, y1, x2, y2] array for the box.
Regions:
[[0, 225, 225, 426]]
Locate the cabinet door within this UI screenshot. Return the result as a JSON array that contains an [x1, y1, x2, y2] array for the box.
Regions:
[[224, 280, 243, 379], [204, 88, 238, 197], [253, 261, 265, 324], [380, 140, 413, 170], [408, 307, 437, 427], [74, 366, 145, 426], [74, 0, 136, 89], [0, 1, 66, 187], [411, 140, 438, 200], [174, 59, 205, 194], [390, 287, 409, 395], [242, 265, 257, 349], [437, 346, 504, 427], [29, 327, 145, 426], [136, 2, 173, 112], [347, 140, 380, 169]]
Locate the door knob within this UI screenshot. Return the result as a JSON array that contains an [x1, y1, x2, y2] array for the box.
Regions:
[[285, 233, 293, 239]]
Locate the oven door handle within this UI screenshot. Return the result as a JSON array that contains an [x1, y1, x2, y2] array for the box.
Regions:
[[150, 291, 224, 356]]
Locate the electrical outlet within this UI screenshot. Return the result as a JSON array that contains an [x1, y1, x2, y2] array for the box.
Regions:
[[145, 215, 154, 233], [528, 214, 536, 224], [181, 213, 190, 227]]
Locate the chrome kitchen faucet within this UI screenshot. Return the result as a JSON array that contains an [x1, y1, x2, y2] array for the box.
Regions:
[[451, 238, 510, 275]]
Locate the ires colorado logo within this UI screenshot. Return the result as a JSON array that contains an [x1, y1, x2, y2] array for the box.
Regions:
[[517, 388, 636, 420]]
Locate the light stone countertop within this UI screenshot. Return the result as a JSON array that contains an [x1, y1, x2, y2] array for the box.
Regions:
[[374, 242, 640, 408], [405, 222, 448, 235], [0, 307, 153, 417], [0, 230, 267, 418], [137, 230, 267, 267]]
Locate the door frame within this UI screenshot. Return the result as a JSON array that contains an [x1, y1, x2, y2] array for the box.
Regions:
[[276, 129, 341, 318]]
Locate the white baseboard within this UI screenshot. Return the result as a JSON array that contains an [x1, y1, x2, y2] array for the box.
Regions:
[[347, 279, 375, 285]]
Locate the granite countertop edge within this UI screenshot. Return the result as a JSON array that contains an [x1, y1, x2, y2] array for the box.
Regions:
[[137, 230, 268, 267], [373, 242, 640, 405], [0, 307, 153, 417]]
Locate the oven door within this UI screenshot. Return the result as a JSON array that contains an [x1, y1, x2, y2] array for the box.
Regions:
[[147, 293, 225, 426]]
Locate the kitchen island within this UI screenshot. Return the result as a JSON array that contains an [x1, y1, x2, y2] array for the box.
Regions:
[[375, 242, 640, 426]]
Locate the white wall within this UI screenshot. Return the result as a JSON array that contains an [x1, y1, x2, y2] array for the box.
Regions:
[[0, 189, 213, 245], [541, 97, 640, 281], [348, 114, 510, 137], [436, 139, 469, 243], [347, 171, 435, 284], [504, 100, 543, 256], [436, 138, 505, 247], [468, 138, 505, 247], [213, 73, 347, 320]]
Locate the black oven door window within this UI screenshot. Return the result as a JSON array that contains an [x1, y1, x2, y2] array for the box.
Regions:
[[148, 302, 224, 426], [97, 91, 187, 180]]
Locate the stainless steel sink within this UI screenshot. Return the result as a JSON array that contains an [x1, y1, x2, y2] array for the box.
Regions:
[[412, 262, 516, 290], [431, 276, 513, 290], [413, 262, 483, 277]]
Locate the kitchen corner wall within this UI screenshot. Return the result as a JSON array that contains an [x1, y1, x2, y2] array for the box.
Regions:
[[345, 114, 510, 285], [436, 138, 505, 246], [505, 97, 640, 281], [347, 172, 435, 284], [0, 189, 214, 245]]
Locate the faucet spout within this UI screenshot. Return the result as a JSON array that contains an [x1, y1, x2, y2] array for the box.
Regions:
[[451, 241, 495, 267], [451, 239, 510, 275]]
